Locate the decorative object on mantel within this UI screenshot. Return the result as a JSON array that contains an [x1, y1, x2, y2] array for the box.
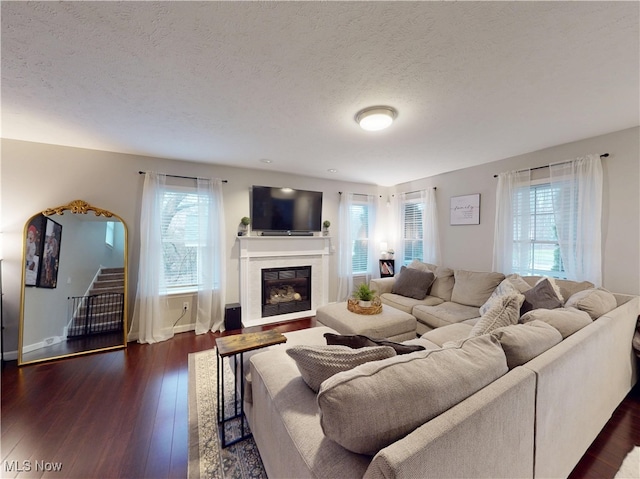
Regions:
[[347, 296, 382, 315], [238, 216, 251, 236], [322, 220, 331, 236], [450, 193, 480, 225]]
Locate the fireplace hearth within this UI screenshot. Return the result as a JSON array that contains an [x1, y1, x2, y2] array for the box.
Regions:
[[262, 266, 311, 318]]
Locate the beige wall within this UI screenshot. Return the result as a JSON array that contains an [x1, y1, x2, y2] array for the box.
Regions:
[[392, 127, 640, 295], [2, 126, 638, 358], [0, 139, 383, 357]]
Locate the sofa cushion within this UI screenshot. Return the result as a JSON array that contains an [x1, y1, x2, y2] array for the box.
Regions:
[[379, 292, 444, 314], [286, 345, 396, 393], [490, 320, 562, 369], [401, 337, 441, 350], [520, 278, 563, 315], [451, 270, 506, 308], [413, 302, 480, 329], [323, 333, 426, 355], [479, 275, 531, 316], [317, 335, 508, 455], [391, 266, 436, 300], [469, 293, 525, 337], [564, 288, 618, 320], [520, 307, 592, 338], [522, 276, 594, 303], [421, 323, 474, 346], [407, 260, 455, 301]]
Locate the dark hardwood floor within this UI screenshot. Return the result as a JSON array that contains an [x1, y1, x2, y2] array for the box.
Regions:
[[2, 318, 639, 479]]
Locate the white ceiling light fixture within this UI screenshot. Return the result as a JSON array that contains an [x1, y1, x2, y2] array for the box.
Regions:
[[355, 106, 397, 131]]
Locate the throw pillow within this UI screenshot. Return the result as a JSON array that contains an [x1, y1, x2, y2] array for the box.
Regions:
[[519, 279, 563, 316], [286, 345, 396, 393], [521, 307, 592, 338], [451, 270, 506, 308], [564, 288, 618, 320], [324, 333, 426, 355], [535, 276, 564, 303], [469, 292, 525, 337], [479, 278, 520, 316], [391, 266, 436, 300], [505, 274, 533, 294], [490, 320, 562, 369], [317, 335, 508, 455]]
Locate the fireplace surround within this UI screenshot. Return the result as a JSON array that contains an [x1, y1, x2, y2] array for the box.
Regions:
[[238, 236, 331, 327]]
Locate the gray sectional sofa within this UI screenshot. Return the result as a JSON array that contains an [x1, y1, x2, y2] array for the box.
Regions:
[[241, 270, 639, 478]]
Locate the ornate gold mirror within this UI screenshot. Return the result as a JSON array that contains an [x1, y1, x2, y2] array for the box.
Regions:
[[18, 200, 128, 365]]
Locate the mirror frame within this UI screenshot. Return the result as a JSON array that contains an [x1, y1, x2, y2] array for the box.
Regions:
[[18, 200, 128, 366]]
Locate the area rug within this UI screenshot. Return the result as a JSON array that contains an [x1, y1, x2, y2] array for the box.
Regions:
[[615, 446, 640, 479], [188, 349, 267, 479]]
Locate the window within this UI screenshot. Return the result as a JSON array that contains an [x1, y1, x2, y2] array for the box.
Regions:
[[349, 201, 370, 274], [402, 200, 424, 267], [513, 182, 565, 278], [105, 221, 115, 248], [161, 187, 209, 292]]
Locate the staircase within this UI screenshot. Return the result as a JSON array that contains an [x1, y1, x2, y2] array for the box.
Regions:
[[67, 267, 125, 338]]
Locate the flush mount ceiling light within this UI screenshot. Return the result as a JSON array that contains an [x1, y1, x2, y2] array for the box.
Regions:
[[355, 106, 397, 131]]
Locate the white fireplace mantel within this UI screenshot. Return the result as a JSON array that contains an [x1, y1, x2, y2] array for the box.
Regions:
[[237, 236, 331, 327]]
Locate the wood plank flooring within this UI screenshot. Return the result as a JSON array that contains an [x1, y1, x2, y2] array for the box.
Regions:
[[2, 318, 639, 479]]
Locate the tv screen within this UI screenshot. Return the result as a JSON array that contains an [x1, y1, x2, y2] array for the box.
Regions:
[[251, 186, 323, 232]]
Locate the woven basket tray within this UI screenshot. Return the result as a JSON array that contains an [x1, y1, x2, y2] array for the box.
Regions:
[[347, 297, 382, 315]]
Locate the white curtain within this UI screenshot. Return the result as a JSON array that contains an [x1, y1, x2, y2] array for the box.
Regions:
[[550, 155, 603, 285], [336, 192, 354, 301], [421, 188, 441, 265], [493, 169, 531, 275], [365, 194, 379, 283], [195, 178, 227, 334], [392, 194, 405, 265], [131, 172, 172, 344]]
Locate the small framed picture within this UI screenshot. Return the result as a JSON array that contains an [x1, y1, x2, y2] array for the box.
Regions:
[[450, 194, 480, 225]]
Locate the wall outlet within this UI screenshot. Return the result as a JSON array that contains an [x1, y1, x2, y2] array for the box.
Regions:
[[183, 302, 189, 312]]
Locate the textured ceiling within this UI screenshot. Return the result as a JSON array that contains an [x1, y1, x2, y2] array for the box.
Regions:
[[2, 1, 638, 186]]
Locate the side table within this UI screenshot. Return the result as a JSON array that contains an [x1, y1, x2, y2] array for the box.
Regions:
[[215, 329, 287, 447]]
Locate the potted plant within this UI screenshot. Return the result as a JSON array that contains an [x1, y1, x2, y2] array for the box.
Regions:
[[322, 220, 331, 236], [239, 216, 251, 236], [353, 282, 375, 307]]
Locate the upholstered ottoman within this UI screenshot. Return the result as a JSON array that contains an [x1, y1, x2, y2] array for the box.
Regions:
[[316, 302, 417, 341]]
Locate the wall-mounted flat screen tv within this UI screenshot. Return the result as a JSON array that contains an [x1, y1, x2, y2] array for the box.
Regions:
[[251, 186, 323, 232]]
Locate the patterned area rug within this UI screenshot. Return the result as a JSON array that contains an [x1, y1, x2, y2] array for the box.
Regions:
[[188, 349, 267, 479], [615, 446, 640, 479]]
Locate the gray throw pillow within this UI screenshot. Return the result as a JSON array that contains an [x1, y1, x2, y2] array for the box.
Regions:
[[391, 266, 436, 300], [286, 345, 396, 393], [324, 333, 426, 355], [520, 278, 563, 316], [469, 292, 525, 337]]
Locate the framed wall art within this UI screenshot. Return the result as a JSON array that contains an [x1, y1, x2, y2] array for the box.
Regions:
[[24, 214, 46, 286], [450, 194, 480, 225], [38, 217, 62, 288]]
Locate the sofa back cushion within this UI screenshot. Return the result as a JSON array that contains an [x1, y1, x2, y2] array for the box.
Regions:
[[391, 266, 435, 299], [490, 321, 562, 369], [317, 335, 508, 455], [522, 276, 594, 303], [451, 270, 505, 307], [521, 307, 592, 338], [407, 260, 455, 301]]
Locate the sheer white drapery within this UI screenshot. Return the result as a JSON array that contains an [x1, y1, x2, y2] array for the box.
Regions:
[[195, 178, 227, 334], [336, 192, 354, 301], [131, 172, 172, 344], [550, 155, 603, 285], [492, 169, 532, 275], [393, 189, 441, 266], [336, 193, 378, 301], [421, 188, 441, 265]]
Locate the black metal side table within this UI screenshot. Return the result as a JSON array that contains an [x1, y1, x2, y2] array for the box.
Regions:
[[215, 329, 287, 447]]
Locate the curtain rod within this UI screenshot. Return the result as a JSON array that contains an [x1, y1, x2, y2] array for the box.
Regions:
[[391, 187, 437, 197], [492, 153, 609, 178], [138, 171, 228, 183]]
